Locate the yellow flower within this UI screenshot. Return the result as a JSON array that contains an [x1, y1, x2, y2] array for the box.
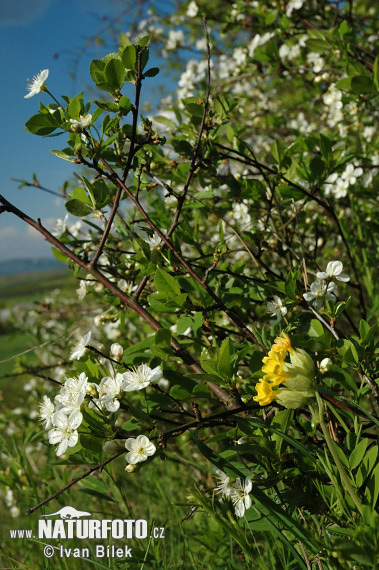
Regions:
[[255, 332, 316, 409], [253, 379, 282, 406], [262, 349, 287, 386], [271, 332, 294, 354]]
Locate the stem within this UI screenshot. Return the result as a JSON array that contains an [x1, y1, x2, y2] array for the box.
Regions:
[[315, 392, 364, 516]]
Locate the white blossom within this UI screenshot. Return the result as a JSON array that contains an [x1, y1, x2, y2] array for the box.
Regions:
[[118, 279, 138, 295], [125, 435, 156, 464], [97, 373, 124, 412], [69, 331, 92, 360], [52, 214, 69, 238], [70, 114, 92, 131], [48, 410, 83, 456], [39, 396, 55, 429], [286, 0, 305, 17], [166, 29, 185, 50], [316, 261, 350, 282], [121, 364, 163, 392], [307, 52, 324, 73], [341, 164, 363, 186], [186, 1, 198, 17], [323, 85, 343, 109], [303, 280, 337, 308], [230, 477, 252, 517], [214, 468, 233, 496], [24, 69, 49, 98], [279, 43, 300, 61], [248, 32, 275, 58], [267, 296, 287, 322], [76, 279, 87, 300]]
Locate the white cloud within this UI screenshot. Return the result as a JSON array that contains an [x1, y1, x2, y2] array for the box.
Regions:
[[0, 0, 53, 26], [0, 224, 51, 260]]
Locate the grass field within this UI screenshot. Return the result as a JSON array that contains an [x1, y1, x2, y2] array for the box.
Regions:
[[0, 268, 76, 379]]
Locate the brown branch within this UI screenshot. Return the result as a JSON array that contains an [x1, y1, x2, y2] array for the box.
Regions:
[[0, 194, 239, 409], [27, 403, 256, 515], [89, 48, 145, 267]]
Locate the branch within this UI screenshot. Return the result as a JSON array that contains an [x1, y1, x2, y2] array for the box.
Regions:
[[0, 194, 239, 409], [89, 48, 145, 267], [27, 403, 257, 515]]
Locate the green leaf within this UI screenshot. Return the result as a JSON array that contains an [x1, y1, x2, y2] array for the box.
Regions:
[[365, 464, 379, 508], [154, 267, 181, 299], [169, 384, 192, 400], [65, 199, 93, 217], [335, 77, 351, 90], [356, 446, 378, 488], [350, 439, 369, 470], [119, 32, 132, 48], [308, 319, 324, 337], [89, 59, 106, 84], [373, 55, 379, 90], [68, 92, 83, 119], [118, 95, 132, 113], [336, 339, 359, 365], [82, 408, 110, 435], [309, 156, 325, 180], [121, 45, 136, 70], [218, 338, 232, 379], [305, 38, 329, 52], [68, 185, 92, 205], [213, 94, 238, 120], [176, 316, 192, 334], [137, 34, 151, 48], [351, 75, 376, 94], [79, 433, 103, 454], [271, 140, 283, 165], [319, 134, 333, 159], [285, 270, 298, 300], [155, 328, 172, 348], [182, 97, 204, 118], [359, 321, 378, 348], [51, 248, 68, 264], [50, 150, 75, 163], [25, 113, 59, 136], [143, 67, 160, 78], [105, 58, 125, 91]]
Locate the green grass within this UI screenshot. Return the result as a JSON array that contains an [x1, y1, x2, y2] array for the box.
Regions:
[[0, 268, 76, 307], [0, 268, 76, 391]]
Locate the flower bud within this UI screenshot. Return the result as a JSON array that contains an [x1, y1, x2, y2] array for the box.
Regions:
[[103, 440, 124, 455], [110, 343, 123, 361], [86, 383, 98, 397], [319, 358, 332, 374]]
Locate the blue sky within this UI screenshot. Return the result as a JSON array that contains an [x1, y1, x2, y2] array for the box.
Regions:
[[0, 0, 166, 261]]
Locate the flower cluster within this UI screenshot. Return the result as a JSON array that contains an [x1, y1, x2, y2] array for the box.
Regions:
[[39, 371, 91, 456], [303, 260, 349, 308], [38, 347, 163, 456], [214, 469, 252, 518], [253, 333, 316, 409], [324, 164, 363, 199]]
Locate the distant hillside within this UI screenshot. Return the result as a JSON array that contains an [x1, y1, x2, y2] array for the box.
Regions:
[[0, 257, 65, 277]]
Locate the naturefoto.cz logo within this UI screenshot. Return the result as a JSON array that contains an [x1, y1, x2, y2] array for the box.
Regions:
[[37, 506, 163, 540]]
